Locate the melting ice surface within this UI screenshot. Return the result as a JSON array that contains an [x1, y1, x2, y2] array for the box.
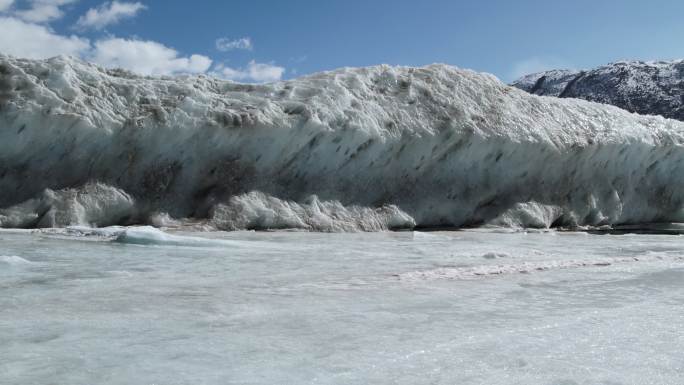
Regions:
[[2, 228, 684, 384]]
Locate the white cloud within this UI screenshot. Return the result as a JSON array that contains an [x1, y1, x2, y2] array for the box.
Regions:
[[0, 16, 89, 58], [509, 57, 573, 82], [90, 37, 212, 76], [0, 0, 14, 12], [0, 15, 211, 76], [0, 7, 281, 80], [215, 37, 252, 52], [212, 60, 285, 83], [76, 1, 146, 30], [15, 0, 77, 23]]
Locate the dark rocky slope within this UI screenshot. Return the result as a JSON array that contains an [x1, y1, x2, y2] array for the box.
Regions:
[[512, 60, 684, 121]]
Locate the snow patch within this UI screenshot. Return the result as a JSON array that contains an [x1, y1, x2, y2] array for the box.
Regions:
[[487, 202, 563, 228], [147, 212, 181, 228], [0, 255, 33, 265], [211, 192, 416, 232], [398, 254, 683, 281], [512, 59, 684, 121], [114, 226, 234, 247], [0, 183, 135, 228]]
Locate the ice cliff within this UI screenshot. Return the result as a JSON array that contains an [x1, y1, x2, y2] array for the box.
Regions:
[[512, 60, 684, 121], [2, 55, 684, 230]]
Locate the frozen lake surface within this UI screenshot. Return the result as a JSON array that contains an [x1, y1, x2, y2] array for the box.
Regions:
[[2, 228, 684, 384]]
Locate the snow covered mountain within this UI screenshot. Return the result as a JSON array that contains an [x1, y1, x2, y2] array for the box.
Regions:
[[512, 60, 684, 121], [2, 55, 684, 230]]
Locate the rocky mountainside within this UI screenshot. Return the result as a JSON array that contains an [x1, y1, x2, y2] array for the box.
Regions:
[[512, 60, 684, 121]]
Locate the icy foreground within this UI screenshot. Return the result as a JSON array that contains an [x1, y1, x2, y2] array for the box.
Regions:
[[3, 55, 684, 230], [2, 229, 684, 384], [512, 60, 684, 121]]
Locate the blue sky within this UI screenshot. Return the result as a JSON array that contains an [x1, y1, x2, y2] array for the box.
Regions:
[[1, 0, 684, 82]]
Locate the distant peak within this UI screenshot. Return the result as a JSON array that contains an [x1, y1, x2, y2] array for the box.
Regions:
[[511, 58, 684, 121]]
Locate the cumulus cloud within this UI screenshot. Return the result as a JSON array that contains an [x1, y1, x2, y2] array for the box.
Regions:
[[15, 0, 76, 23], [0, 0, 14, 12], [0, 5, 283, 79], [212, 60, 285, 83], [89, 37, 212, 76], [76, 1, 146, 30], [215, 37, 252, 52], [0, 16, 89, 58], [0, 16, 209, 76]]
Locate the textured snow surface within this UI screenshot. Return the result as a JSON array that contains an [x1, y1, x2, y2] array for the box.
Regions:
[[3, 229, 684, 384], [3, 55, 684, 230], [512, 60, 684, 121], [0, 182, 134, 228], [113, 226, 237, 246], [211, 191, 416, 231]]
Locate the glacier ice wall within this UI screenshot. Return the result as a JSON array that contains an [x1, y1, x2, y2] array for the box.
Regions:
[[0, 183, 134, 228], [211, 192, 415, 232], [2, 55, 684, 229]]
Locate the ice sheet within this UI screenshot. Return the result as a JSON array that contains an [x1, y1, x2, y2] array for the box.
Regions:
[[2, 228, 684, 384]]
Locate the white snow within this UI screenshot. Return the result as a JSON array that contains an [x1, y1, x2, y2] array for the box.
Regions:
[[112, 226, 236, 247], [398, 253, 681, 281], [0, 183, 135, 228], [30, 225, 238, 247], [487, 201, 564, 228], [0, 254, 33, 265], [512, 59, 684, 121], [512, 68, 580, 95], [2, 229, 684, 384], [3, 55, 684, 230], [211, 191, 416, 231]]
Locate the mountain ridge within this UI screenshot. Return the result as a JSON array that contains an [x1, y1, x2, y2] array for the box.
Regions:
[[512, 59, 684, 121]]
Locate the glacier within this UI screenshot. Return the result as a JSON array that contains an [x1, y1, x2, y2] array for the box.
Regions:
[[211, 191, 416, 231], [2, 55, 684, 230]]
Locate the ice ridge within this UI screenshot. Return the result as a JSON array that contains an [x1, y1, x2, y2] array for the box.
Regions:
[[2, 55, 684, 230]]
